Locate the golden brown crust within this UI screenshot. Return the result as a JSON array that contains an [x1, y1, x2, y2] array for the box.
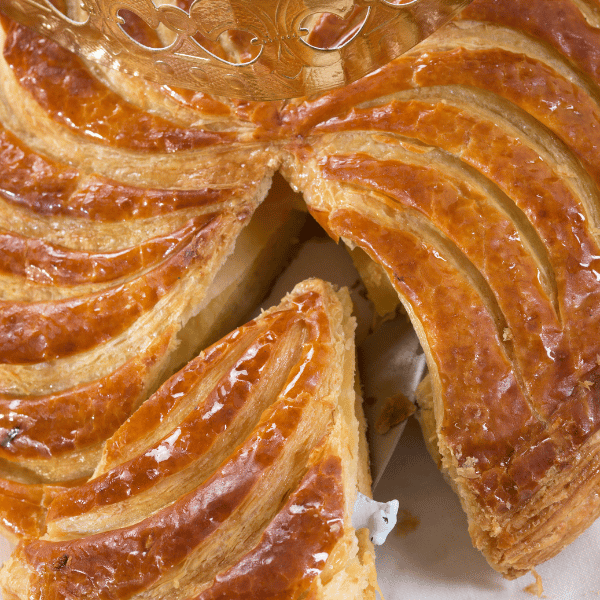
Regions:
[[0, 216, 215, 285], [329, 208, 540, 482], [193, 456, 344, 600], [0, 331, 171, 462], [0, 478, 85, 543], [276, 1, 600, 574], [0, 123, 242, 221], [0, 7, 303, 539], [461, 0, 600, 84], [2, 22, 236, 150], [0, 280, 375, 600], [0, 213, 232, 364], [3, 0, 600, 581], [46, 308, 311, 522]]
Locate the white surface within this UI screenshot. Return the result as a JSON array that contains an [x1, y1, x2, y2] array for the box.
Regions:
[[375, 419, 600, 599], [359, 317, 427, 488]]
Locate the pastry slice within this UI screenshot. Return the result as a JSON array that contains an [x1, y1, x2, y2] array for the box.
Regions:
[[0, 279, 378, 600], [0, 182, 303, 542]]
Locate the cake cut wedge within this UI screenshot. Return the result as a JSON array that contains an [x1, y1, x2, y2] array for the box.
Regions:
[[0, 279, 378, 600]]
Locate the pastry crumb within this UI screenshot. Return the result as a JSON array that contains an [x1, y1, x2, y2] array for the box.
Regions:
[[375, 393, 415, 435], [579, 380, 594, 390], [395, 510, 420, 537], [503, 327, 513, 341], [457, 457, 479, 479], [523, 569, 545, 598]]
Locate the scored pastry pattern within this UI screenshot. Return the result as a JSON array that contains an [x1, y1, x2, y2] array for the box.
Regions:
[[0, 6, 290, 543], [0, 0, 600, 585], [1, 280, 376, 600]]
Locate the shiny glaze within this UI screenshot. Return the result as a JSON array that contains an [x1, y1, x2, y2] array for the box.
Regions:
[[321, 153, 570, 419], [22, 292, 336, 599], [462, 0, 600, 84], [0, 478, 83, 540], [194, 455, 343, 600], [403, 47, 600, 189], [0, 478, 44, 540], [473, 359, 600, 519], [0, 216, 214, 285], [0, 331, 171, 460], [95, 291, 311, 471], [0, 124, 236, 220], [325, 192, 600, 514], [276, 1, 600, 550], [0, 126, 78, 213], [3, 23, 236, 151], [316, 99, 600, 379], [330, 209, 542, 510], [282, 46, 600, 190], [99, 325, 258, 469], [316, 94, 600, 442], [0, 0, 599, 573], [160, 86, 232, 117], [0, 214, 228, 364], [47, 310, 296, 519], [95, 290, 328, 472], [62, 179, 237, 221]]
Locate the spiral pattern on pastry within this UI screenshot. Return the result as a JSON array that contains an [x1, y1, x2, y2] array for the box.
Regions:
[[1, 0, 600, 580]]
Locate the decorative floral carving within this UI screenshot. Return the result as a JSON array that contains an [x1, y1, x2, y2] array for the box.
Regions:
[[1, 0, 473, 99]]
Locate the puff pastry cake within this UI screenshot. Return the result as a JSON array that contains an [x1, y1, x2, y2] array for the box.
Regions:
[[0, 279, 379, 600], [3, 0, 600, 582]]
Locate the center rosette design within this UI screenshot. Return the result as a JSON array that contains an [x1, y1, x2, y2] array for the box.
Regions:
[[1, 0, 472, 98]]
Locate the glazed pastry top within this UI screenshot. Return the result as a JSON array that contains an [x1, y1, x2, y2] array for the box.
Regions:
[[2, 0, 600, 577], [2, 280, 366, 600]]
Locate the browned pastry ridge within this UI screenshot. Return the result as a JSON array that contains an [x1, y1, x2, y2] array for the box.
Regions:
[[1, 0, 600, 583], [0, 278, 378, 600]]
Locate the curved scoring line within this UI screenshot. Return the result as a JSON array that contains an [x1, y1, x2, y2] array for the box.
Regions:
[[314, 129, 561, 324], [325, 173, 549, 428], [346, 84, 600, 234], [46, 314, 306, 533]]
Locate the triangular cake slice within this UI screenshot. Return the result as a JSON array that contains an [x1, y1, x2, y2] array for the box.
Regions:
[[0, 279, 378, 600]]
